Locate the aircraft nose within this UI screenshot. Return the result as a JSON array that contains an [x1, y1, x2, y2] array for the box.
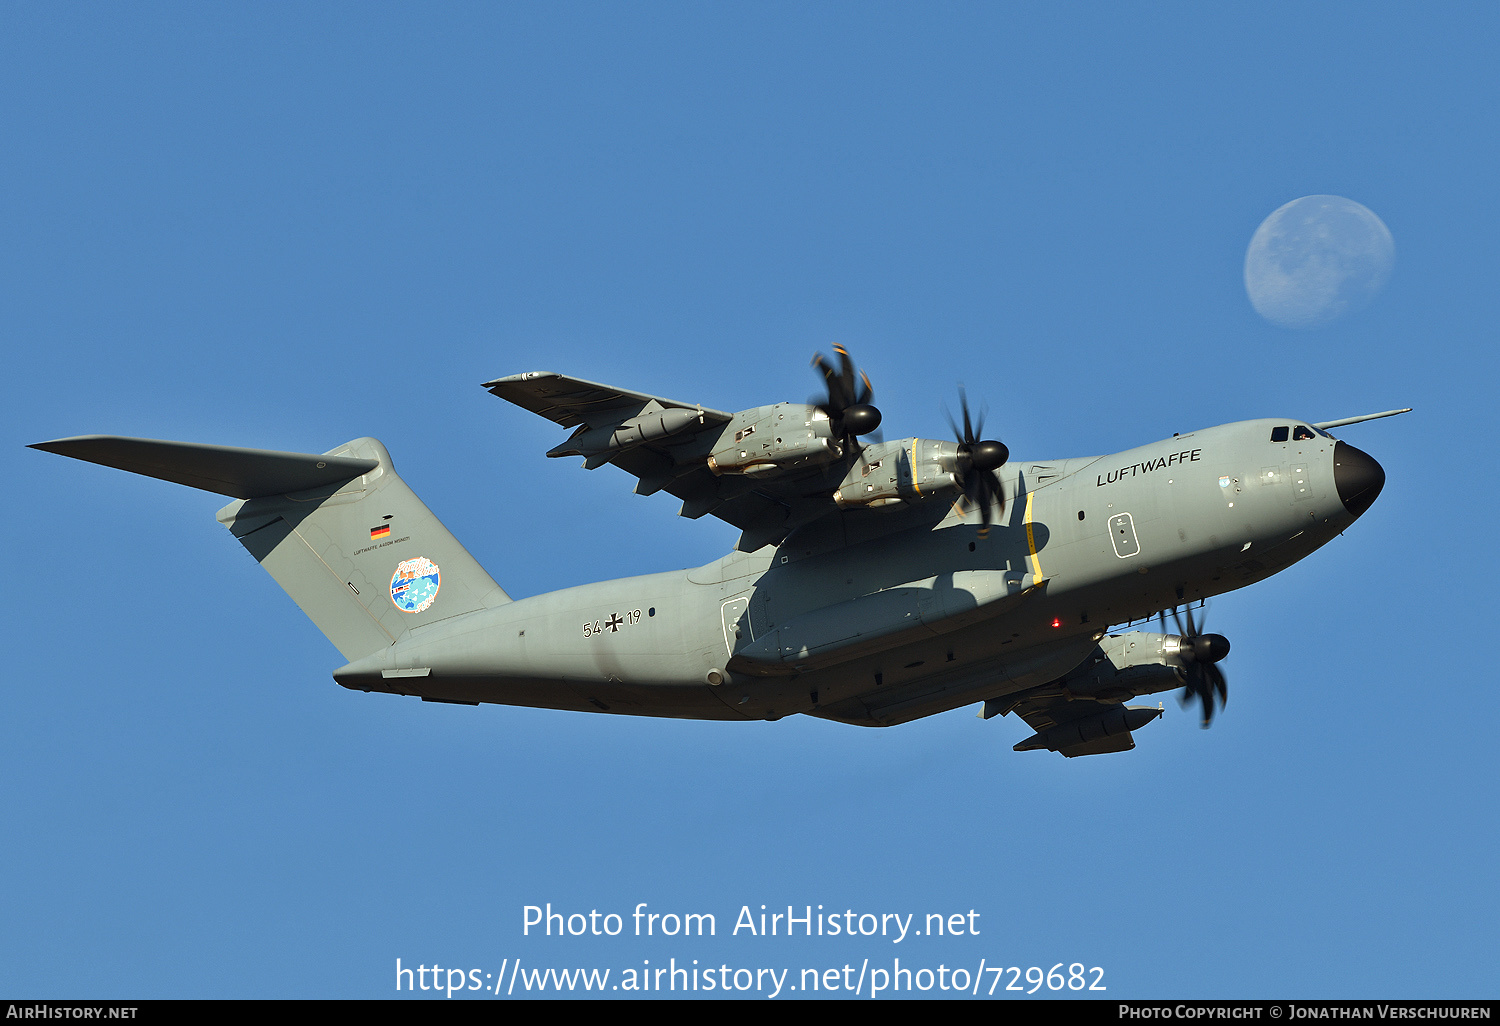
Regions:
[[1333, 441, 1385, 518]]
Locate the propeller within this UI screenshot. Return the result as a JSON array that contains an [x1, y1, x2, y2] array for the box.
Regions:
[[945, 386, 1009, 539], [811, 345, 882, 455], [1158, 603, 1231, 727]]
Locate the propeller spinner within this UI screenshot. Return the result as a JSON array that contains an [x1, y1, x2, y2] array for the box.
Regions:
[[946, 387, 1009, 539]]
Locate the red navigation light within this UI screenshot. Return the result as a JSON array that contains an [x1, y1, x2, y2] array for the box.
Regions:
[[1050, 617, 1063, 628]]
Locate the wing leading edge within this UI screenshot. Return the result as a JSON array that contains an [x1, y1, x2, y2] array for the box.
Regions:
[[481, 371, 734, 431]]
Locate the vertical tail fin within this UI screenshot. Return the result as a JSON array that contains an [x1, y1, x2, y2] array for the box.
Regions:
[[216, 437, 509, 660], [31, 434, 509, 661]]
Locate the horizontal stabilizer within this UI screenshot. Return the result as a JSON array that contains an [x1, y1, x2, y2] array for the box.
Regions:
[[35, 433, 510, 661], [29, 436, 379, 499]]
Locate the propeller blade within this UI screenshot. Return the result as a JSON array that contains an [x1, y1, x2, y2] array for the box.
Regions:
[[974, 469, 995, 538], [1209, 663, 1229, 707], [812, 347, 882, 453]]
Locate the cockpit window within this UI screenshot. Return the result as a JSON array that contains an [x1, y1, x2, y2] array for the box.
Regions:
[[1313, 426, 1333, 439], [1270, 426, 1289, 442], [1293, 425, 1315, 441]]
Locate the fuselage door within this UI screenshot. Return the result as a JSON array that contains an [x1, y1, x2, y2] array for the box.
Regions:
[[1109, 512, 1141, 558], [721, 596, 753, 656]]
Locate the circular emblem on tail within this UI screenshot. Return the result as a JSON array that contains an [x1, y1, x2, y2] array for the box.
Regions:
[[391, 556, 441, 613]]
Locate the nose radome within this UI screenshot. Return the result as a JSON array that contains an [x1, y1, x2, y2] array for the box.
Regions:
[[1334, 441, 1385, 518]]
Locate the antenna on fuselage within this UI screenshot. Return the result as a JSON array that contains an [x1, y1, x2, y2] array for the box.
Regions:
[[1313, 408, 1412, 430]]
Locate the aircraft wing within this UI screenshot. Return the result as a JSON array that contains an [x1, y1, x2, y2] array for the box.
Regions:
[[1004, 693, 1161, 758], [484, 372, 830, 551], [483, 372, 734, 431]]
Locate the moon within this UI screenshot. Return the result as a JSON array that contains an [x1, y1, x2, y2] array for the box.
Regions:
[[1244, 195, 1395, 329]]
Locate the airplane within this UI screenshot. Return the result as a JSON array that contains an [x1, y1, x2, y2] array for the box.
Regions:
[[29, 348, 1405, 757]]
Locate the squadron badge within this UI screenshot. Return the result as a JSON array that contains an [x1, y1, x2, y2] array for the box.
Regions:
[[391, 556, 441, 613]]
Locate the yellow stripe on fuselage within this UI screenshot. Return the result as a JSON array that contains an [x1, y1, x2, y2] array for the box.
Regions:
[[1024, 489, 1043, 581]]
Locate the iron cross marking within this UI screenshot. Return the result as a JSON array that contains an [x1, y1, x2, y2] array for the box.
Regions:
[[605, 613, 624, 633]]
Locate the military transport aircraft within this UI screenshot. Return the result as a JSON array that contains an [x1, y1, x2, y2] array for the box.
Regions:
[[31, 349, 1404, 757]]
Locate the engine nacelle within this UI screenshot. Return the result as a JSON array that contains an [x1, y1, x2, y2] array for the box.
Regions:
[[707, 403, 840, 475], [1052, 631, 1196, 703], [832, 438, 963, 508]]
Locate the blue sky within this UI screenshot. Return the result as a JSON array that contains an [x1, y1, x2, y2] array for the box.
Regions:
[[4, 3, 1496, 999]]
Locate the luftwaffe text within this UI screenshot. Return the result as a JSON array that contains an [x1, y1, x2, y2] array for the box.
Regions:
[[1097, 449, 1202, 487]]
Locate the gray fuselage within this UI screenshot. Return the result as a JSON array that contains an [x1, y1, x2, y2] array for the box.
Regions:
[[333, 416, 1379, 727]]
